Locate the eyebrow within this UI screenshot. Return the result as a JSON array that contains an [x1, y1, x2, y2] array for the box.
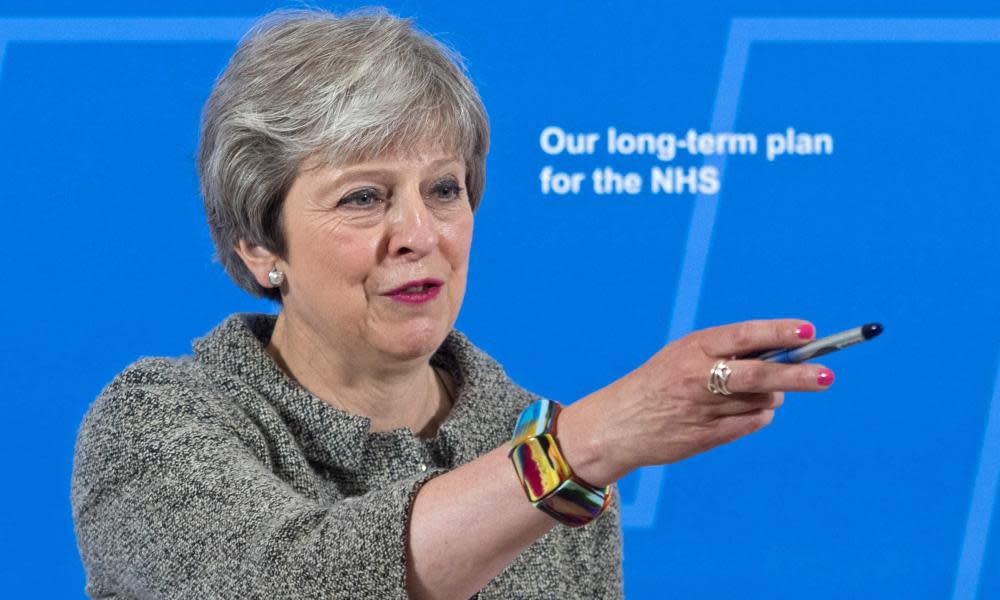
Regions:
[[314, 157, 463, 195]]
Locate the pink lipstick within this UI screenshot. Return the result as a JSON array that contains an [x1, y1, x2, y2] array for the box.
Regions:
[[383, 279, 444, 304]]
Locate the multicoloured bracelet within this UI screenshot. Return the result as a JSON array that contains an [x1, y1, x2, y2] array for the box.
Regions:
[[508, 399, 611, 527]]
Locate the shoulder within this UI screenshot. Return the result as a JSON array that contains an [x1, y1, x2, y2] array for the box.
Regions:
[[71, 351, 274, 516], [74, 354, 257, 480], [104, 355, 208, 399], [435, 329, 549, 459], [439, 328, 537, 400], [82, 312, 276, 437], [85, 356, 222, 432]]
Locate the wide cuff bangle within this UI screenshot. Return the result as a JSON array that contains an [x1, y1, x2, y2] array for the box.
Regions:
[[508, 399, 611, 527]]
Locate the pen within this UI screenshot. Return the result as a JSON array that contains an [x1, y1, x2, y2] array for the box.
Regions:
[[745, 323, 884, 364]]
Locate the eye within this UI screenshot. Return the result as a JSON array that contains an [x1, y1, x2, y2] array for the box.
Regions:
[[430, 178, 464, 201], [337, 187, 383, 208]]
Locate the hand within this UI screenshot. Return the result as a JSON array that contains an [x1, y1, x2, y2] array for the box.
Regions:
[[559, 319, 834, 487]]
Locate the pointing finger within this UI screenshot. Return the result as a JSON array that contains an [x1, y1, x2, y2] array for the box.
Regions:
[[700, 319, 816, 358]]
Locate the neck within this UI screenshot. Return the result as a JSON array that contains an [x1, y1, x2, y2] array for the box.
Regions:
[[265, 311, 453, 438]]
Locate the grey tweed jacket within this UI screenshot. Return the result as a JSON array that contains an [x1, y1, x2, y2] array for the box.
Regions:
[[71, 313, 624, 599]]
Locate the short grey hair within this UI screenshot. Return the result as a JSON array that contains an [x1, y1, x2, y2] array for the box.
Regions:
[[198, 8, 490, 302]]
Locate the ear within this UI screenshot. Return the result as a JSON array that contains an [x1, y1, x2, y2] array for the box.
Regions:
[[234, 239, 283, 289]]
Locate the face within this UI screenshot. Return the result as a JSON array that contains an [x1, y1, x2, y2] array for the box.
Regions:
[[250, 146, 474, 366]]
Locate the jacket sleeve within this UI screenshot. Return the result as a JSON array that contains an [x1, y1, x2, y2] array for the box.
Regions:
[[71, 382, 440, 600]]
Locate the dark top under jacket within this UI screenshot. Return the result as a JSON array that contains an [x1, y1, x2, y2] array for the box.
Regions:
[[71, 313, 624, 599]]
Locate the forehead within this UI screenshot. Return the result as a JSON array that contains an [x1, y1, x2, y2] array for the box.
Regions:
[[301, 144, 465, 177]]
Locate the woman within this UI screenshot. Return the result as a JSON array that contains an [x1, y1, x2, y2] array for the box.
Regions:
[[71, 8, 834, 599]]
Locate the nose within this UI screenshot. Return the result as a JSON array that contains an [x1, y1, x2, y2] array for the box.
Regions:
[[385, 188, 438, 259]]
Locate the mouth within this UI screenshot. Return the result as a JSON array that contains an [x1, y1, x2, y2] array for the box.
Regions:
[[383, 278, 445, 296]]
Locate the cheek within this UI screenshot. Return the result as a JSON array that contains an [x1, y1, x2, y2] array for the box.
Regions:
[[443, 213, 474, 264], [444, 228, 472, 312], [330, 241, 380, 287], [294, 226, 379, 287]]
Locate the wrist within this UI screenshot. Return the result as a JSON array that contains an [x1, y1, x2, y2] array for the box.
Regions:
[[556, 396, 623, 489], [508, 399, 612, 527]]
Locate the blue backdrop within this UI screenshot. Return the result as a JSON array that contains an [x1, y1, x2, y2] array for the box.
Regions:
[[2, 1, 998, 598]]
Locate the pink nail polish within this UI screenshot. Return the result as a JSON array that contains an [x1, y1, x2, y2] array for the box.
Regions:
[[817, 369, 834, 386], [796, 323, 815, 340]]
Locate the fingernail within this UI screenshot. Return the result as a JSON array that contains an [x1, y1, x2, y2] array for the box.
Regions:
[[796, 323, 815, 340], [817, 369, 835, 386]]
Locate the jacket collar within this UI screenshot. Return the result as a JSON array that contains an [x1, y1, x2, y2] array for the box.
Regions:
[[191, 313, 525, 471]]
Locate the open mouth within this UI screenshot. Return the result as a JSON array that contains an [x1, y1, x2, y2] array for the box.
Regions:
[[384, 279, 444, 295], [396, 284, 436, 294]]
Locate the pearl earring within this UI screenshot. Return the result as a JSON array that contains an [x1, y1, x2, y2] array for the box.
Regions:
[[267, 268, 285, 286]]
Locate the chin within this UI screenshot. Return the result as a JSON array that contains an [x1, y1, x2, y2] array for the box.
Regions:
[[383, 320, 448, 360]]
